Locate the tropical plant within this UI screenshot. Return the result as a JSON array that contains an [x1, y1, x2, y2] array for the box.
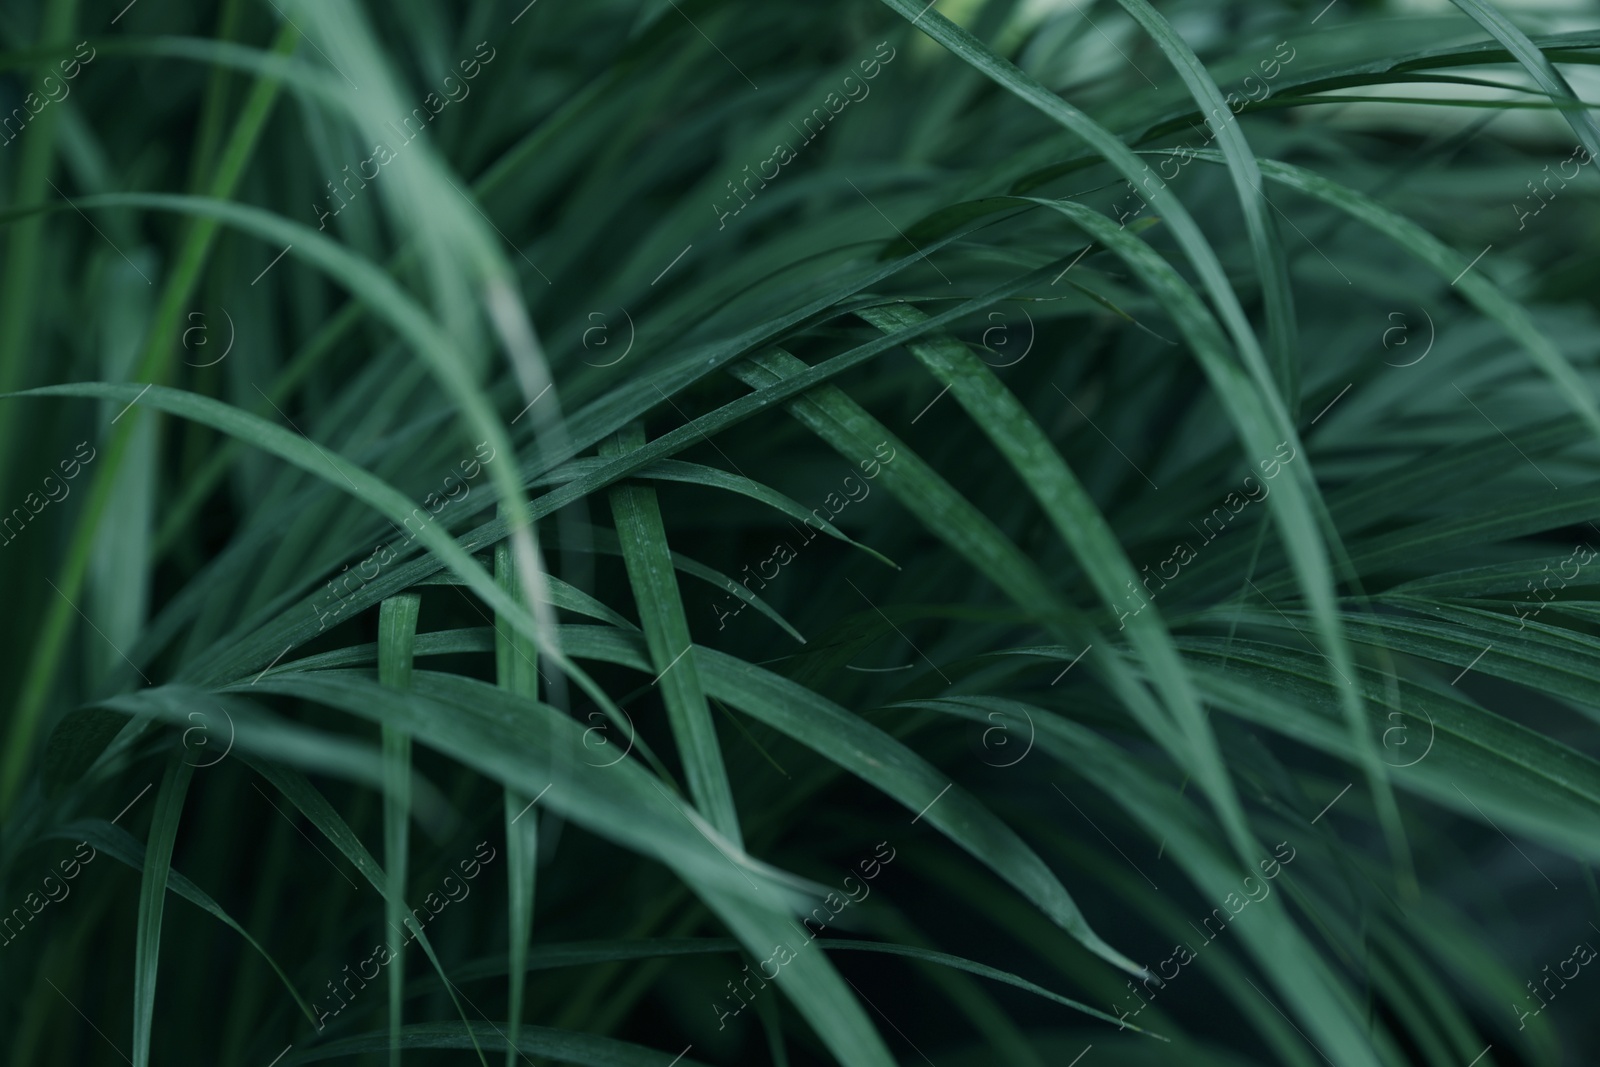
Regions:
[[2, 0, 1599, 1064]]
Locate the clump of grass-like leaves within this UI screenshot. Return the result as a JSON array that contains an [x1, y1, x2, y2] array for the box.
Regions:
[[2, 0, 1600, 1064]]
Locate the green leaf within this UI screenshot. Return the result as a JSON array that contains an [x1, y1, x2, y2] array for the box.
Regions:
[[552, 624, 1144, 978], [237, 669, 898, 1066], [379, 593, 421, 1067], [1206, 151, 1600, 442], [543, 457, 896, 569], [243, 758, 490, 1066], [1445, 0, 1600, 163], [603, 425, 743, 845], [494, 534, 541, 1067], [1112, 0, 1299, 404], [48, 818, 318, 1028], [133, 754, 195, 1067], [905, 695, 1389, 1067], [858, 301, 1263, 866]]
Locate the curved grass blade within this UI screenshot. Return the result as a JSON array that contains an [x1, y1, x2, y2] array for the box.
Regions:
[[858, 302, 1263, 865], [571, 524, 807, 644], [543, 457, 897, 569], [1, 186, 540, 654], [133, 255, 1072, 693], [908, 695, 1389, 1067], [865, 1, 1411, 879], [494, 536, 541, 1067], [729, 350, 1073, 634], [0, 27, 299, 816], [1006, 197, 1412, 889], [603, 425, 742, 845], [416, 566, 635, 632], [872, 0, 1279, 426], [442, 935, 1163, 1036], [1113, 0, 1298, 405], [49, 818, 317, 1027], [8, 379, 635, 780], [132, 753, 195, 1067], [1177, 638, 1600, 861], [1446, 0, 1600, 163], [554, 624, 1144, 977], [236, 670, 898, 1066], [244, 758, 490, 1066], [379, 594, 421, 1067], [1210, 152, 1600, 441]]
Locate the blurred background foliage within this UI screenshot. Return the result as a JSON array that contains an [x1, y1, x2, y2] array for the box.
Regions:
[[1, 0, 1599, 1064]]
